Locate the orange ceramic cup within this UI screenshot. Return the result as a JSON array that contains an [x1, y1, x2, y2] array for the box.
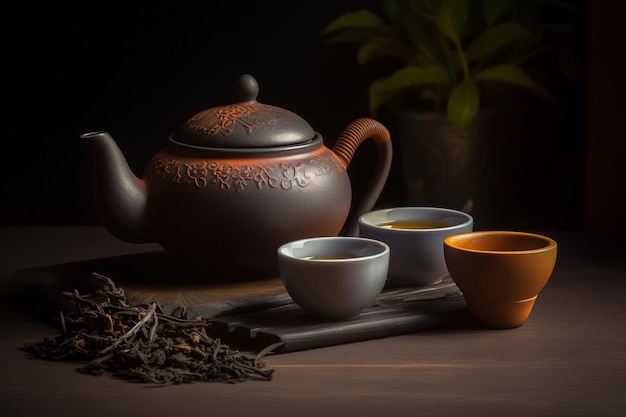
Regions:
[[444, 231, 557, 329]]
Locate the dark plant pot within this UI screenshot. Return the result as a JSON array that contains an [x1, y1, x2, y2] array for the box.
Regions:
[[382, 103, 528, 230]]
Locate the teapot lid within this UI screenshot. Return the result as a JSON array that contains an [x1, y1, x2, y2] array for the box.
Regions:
[[172, 74, 316, 148]]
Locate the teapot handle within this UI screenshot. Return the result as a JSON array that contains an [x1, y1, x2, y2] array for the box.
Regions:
[[332, 118, 392, 236]]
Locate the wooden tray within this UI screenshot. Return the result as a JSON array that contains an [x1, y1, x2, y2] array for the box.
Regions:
[[8, 251, 470, 353], [208, 288, 468, 353]]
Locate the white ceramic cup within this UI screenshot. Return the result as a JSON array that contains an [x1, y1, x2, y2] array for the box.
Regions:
[[277, 236, 390, 320], [358, 207, 473, 287]]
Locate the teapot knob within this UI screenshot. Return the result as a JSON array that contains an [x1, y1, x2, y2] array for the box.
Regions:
[[234, 74, 259, 103]]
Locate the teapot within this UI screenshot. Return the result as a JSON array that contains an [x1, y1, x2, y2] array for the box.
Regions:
[[81, 75, 392, 278]]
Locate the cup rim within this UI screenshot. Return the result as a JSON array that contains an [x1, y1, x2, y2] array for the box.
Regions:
[[277, 236, 390, 262], [358, 206, 473, 232], [444, 231, 557, 254]]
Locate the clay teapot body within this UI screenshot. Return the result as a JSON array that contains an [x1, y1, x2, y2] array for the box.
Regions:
[[82, 75, 392, 278]]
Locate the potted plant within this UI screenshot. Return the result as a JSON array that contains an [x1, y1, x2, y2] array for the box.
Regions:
[[321, 0, 584, 228]]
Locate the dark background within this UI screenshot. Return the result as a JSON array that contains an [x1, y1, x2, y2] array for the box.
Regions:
[[2, 1, 624, 232]]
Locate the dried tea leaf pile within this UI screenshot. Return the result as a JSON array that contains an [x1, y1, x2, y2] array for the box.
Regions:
[[23, 273, 275, 385]]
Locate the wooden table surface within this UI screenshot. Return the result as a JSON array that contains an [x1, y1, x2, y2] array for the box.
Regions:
[[1, 225, 625, 417]]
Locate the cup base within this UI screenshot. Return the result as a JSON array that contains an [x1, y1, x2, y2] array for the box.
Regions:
[[466, 296, 538, 329]]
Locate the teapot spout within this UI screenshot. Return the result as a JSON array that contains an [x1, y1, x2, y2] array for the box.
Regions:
[[80, 131, 153, 243]]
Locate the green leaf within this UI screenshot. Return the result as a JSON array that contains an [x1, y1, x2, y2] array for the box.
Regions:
[[466, 23, 533, 63], [321, 10, 386, 36], [482, 0, 519, 26], [368, 65, 451, 114], [446, 79, 479, 132], [474, 64, 552, 101], [357, 38, 414, 64], [434, 0, 470, 44]]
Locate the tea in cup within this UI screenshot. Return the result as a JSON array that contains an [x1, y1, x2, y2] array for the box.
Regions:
[[358, 207, 473, 286], [277, 236, 390, 320]]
